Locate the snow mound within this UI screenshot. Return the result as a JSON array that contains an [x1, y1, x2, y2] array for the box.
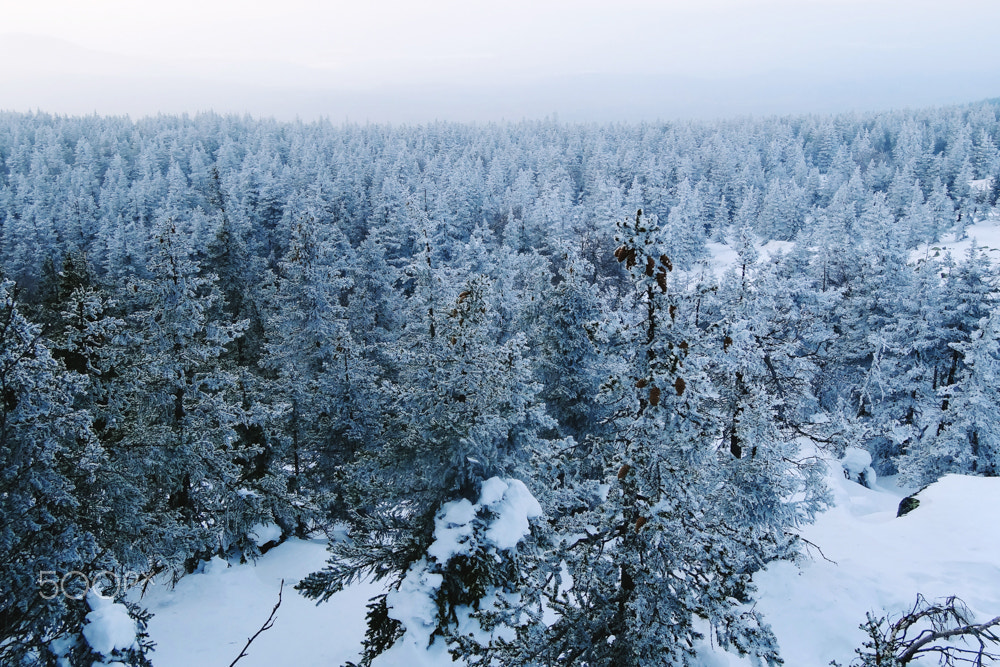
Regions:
[[427, 498, 478, 563], [703, 239, 794, 278], [249, 523, 282, 547], [82, 590, 137, 658], [913, 218, 1000, 266], [384, 565, 445, 651], [483, 478, 543, 550], [425, 477, 541, 565], [841, 446, 877, 488], [138, 538, 384, 667]]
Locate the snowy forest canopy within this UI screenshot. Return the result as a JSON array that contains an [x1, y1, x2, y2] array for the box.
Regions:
[[1, 100, 999, 666]]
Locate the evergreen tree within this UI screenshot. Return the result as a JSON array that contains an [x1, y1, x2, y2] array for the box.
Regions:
[[498, 211, 826, 666], [299, 271, 556, 663], [104, 212, 260, 571], [532, 249, 619, 444], [899, 308, 1000, 483], [261, 208, 380, 523], [0, 279, 106, 664]]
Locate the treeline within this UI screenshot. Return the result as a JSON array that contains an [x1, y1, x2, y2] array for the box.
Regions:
[[0, 102, 998, 665]]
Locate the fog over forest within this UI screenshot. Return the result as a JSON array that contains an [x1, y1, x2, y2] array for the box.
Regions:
[[4, 0, 1000, 121]]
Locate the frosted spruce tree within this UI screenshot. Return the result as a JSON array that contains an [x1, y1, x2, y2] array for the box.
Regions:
[[0, 279, 107, 664], [495, 211, 827, 666], [261, 205, 381, 524], [532, 248, 620, 444], [898, 307, 1000, 483], [299, 264, 556, 665], [103, 212, 265, 571]]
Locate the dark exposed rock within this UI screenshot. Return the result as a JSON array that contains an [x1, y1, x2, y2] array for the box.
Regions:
[[897, 495, 920, 517]]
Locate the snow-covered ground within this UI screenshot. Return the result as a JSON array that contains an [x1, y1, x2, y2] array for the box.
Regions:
[[703, 240, 795, 279], [138, 539, 383, 666], [751, 469, 1000, 666], [914, 215, 1000, 265], [134, 464, 1000, 666]]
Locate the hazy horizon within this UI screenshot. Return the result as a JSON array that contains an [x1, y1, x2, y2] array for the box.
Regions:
[[3, 0, 1000, 123]]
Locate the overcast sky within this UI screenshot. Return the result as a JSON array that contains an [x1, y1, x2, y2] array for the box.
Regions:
[[2, 0, 999, 122]]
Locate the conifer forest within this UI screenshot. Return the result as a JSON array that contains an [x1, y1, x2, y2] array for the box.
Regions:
[[2, 100, 1000, 666]]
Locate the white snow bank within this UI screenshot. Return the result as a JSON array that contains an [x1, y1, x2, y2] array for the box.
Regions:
[[140, 469, 1000, 667], [703, 240, 794, 279], [140, 479, 542, 667], [913, 218, 1000, 265], [381, 564, 449, 667], [749, 469, 1000, 667], [705, 242, 739, 278]]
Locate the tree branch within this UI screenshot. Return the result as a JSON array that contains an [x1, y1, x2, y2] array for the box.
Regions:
[[229, 579, 283, 667], [896, 614, 1000, 665], [799, 537, 838, 565]]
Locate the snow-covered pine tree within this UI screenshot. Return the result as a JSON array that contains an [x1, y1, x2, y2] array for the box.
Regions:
[[0, 279, 107, 664], [499, 211, 826, 666], [851, 242, 999, 477], [261, 204, 381, 524], [345, 229, 406, 369], [898, 307, 1000, 483], [201, 196, 306, 540], [104, 211, 263, 571], [298, 266, 556, 664], [531, 247, 622, 454]]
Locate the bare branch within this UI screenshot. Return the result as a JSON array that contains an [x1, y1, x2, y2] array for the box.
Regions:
[[896, 612, 1000, 665], [799, 537, 838, 565], [847, 594, 1000, 666], [229, 579, 284, 667]]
